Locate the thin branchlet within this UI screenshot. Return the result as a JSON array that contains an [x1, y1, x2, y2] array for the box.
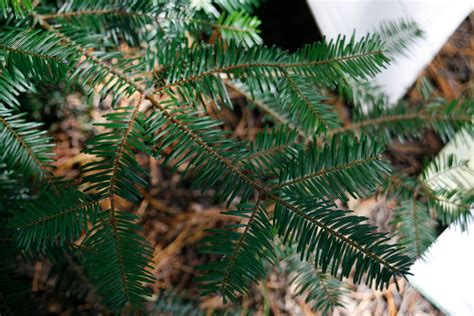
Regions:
[[327, 112, 472, 135]]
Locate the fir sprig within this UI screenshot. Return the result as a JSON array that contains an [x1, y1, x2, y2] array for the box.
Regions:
[[0, 3, 455, 313]]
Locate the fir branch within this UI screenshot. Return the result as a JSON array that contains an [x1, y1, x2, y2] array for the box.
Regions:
[[36, 16, 142, 94], [38, 5, 262, 46], [0, 66, 33, 110], [275, 156, 380, 189], [272, 195, 410, 286], [14, 200, 96, 230], [219, 199, 264, 294], [388, 175, 471, 211], [39, 9, 252, 34], [33, 17, 410, 302], [7, 188, 99, 251], [274, 135, 390, 201], [0, 43, 64, 62], [390, 197, 436, 259], [199, 199, 275, 301], [328, 112, 472, 135], [149, 107, 408, 285], [40, 9, 139, 20], [280, 243, 345, 314], [280, 71, 341, 135], [0, 29, 74, 81], [376, 19, 423, 57], [150, 106, 408, 293], [328, 99, 472, 142], [153, 49, 385, 95], [225, 81, 309, 139], [0, 107, 53, 180], [108, 105, 142, 194], [82, 211, 154, 312], [421, 154, 474, 191]]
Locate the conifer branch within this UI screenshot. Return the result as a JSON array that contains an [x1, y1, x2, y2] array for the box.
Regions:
[[37, 6, 263, 46], [152, 50, 383, 95], [36, 17, 142, 93], [109, 198, 131, 302], [15, 200, 97, 229], [411, 193, 422, 257], [0, 110, 52, 179], [147, 94, 404, 279], [270, 193, 400, 273], [40, 9, 137, 20], [31, 19, 153, 309], [224, 81, 308, 139], [243, 145, 288, 163], [281, 70, 330, 129], [0, 44, 65, 63], [389, 175, 471, 210], [107, 99, 143, 199], [273, 156, 380, 190], [104, 101, 143, 304], [31, 16, 409, 302], [328, 112, 472, 135], [220, 198, 262, 294], [39, 11, 255, 36]]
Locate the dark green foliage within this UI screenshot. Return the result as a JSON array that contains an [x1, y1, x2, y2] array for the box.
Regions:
[[8, 187, 99, 251], [280, 243, 345, 314], [146, 103, 253, 204], [336, 98, 473, 142], [214, 0, 261, 13], [337, 19, 424, 111], [240, 126, 301, 180], [199, 200, 275, 301], [39, 0, 262, 48], [274, 198, 412, 290], [0, 0, 32, 17], [67, 50, 146, 103], [153, 35, 389, 112], [226, 80, 311, 139], [289, 34, 389, 85], [41, 0, 159, 47], [82, 106, 150, 203], [275, 135, 390, 202], [0, 28, 74, 81], [215, 11, 262, 46], [391, 199, 436, 259], [82, 211, 154, 311], [278, 73, 341, 135], [0, 106, 53, 179], [0, 66, 32, 109], [0, 0, 468, 313]]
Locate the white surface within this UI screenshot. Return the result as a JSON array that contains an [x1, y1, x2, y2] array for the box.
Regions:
[[307, 0, 473, 104], [408, 219, 474, 316]]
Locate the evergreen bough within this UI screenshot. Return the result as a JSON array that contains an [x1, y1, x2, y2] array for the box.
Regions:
[[0, 0, 472, 314]]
